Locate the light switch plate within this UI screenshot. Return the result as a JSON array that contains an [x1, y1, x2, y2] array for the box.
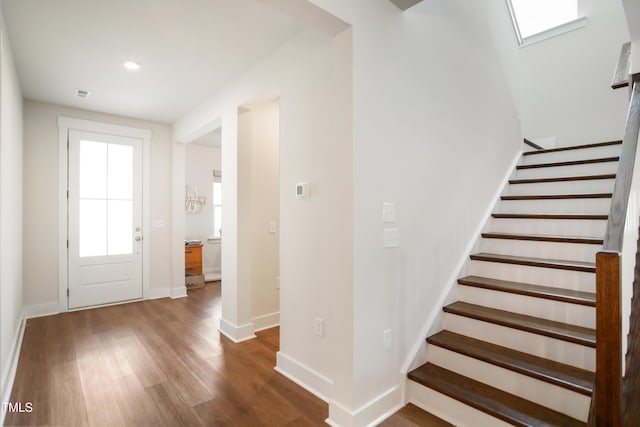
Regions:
[[314, 317, 324, 337], [383, 228, 400, 248], [383, 329, 392, 350], [382, 203, 396, 223]]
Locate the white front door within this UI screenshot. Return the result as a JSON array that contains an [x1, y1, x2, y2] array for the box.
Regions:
[[68, 129, 143, 309]]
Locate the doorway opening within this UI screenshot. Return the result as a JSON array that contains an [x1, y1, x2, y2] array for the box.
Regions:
[[237, 98, 281, 332], [185, 128, 223, 288], [58, 116, 151, 312]]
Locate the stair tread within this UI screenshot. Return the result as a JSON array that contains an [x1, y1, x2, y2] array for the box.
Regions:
[[509, 173, 616, 184], [492, 213, 608, 220], [481, 232, 603, 245], [427, 330, 595, 395], [443, 301, 596, 347], [378, 403, 454, 427], [458, 275, 596, 306], [408, 363, 586, 427], [516, 157, 619, 170], [470, 252, 596, 273], [523, 140, 622, 156], [501, 193, 612, 200]]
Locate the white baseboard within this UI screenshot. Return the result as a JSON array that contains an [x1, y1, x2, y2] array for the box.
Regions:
[[204, 271, 221, 282], [1, 312, 26, 427], [23, 289, 173, 319], [170, 286, 187, 299], [252, 311, 280, 332], [218, 317, 256, 343], [326, 385, 403, 427], [23, 302, 59, 319], [149, 287, 170, 300], [401, 149, 523, 374], [274, 351, 332, 402]]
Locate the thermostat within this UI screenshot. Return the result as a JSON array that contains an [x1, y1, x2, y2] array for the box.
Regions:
[[296, 182, 309, 199]]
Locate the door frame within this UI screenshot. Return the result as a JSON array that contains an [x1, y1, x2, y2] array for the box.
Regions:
[[57, 116, 151, 313]]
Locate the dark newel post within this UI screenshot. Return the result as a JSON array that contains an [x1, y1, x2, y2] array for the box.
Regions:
[[595, 251, 622, 426]]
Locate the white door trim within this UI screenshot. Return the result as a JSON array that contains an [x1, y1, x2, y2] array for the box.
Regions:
[[58, 116, 151, 313]]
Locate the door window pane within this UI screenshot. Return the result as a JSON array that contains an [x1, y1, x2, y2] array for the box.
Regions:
[[108, 144, 133, 200], [79, 140, 107, 199], [79, 199, 107, 257], [78, 139, 135, 257], [108, 200, 133, 255]]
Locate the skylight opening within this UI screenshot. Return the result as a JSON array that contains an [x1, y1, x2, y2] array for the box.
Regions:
[[508, 0, 581, 45]]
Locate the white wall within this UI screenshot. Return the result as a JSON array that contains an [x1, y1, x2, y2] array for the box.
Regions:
[[238, 100, 280, 329], [287, 2, 520, 424], [0, 5, 24, 412], [518, 0, 630, 146], [620, 0, 640, 74], [22, 101, 174, 307], [173, 26, 355, 413], [300, 0, 632, 423], [185, 143, 221, 277]]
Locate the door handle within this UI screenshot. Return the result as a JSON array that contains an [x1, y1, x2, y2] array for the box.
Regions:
[[135, 236, 142, 241]]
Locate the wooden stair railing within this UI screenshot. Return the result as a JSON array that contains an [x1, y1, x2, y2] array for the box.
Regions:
[[594, 73, 640, 426]]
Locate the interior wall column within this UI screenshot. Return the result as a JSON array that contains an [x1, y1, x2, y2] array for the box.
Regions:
[[220, 107, 255, 342], [170, 142, 187, 298]]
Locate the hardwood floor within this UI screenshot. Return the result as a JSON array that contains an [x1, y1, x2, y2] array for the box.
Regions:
[[4, 282, 328, 426]]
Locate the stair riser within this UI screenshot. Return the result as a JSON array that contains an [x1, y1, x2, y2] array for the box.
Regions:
[[506, 179, 614, 196], [426, 346, 590, 421], [458, 286, 594, 328], [408, 381, 513, 427], [469, 261, 594, 292], [479, 239, 599, 264], [496, 198, 611, 214], [488, 218, 606, 238], [444, 313, 595, 370], [520, 145, 621, 165], [513, 162, 618, 180]]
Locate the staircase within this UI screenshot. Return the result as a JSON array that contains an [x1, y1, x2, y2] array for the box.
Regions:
[[406, 140, 623, 426]]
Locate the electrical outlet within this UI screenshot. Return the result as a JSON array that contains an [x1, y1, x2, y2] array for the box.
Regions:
[[383, 329, 392, 350], [314, 317, 324, 337]]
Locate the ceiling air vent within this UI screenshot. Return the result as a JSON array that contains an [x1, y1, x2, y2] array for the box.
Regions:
[[75, 89, 91, 98]]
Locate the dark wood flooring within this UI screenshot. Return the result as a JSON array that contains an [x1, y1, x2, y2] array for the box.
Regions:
[[4, 282, 328, 426]]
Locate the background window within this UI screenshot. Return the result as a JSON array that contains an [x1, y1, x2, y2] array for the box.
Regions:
[[212, 171, 222, 239]]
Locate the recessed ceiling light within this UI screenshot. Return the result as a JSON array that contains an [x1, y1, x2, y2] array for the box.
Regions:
[[123, 60, 142, 71]]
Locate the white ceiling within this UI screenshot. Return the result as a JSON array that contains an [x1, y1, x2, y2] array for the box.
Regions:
[[1, 0, 303, 123], [192, 127, 221, 147]]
